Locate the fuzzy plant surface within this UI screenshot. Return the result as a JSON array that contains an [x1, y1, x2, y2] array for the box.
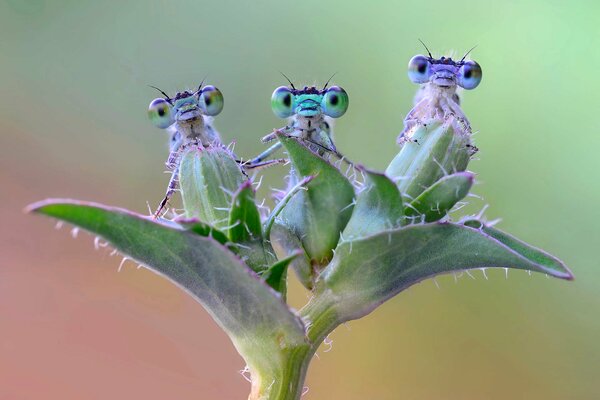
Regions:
[[28, 116, 573, 400]]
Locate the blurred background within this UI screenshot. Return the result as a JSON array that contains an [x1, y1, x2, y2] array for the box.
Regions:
[[1, 0, 599, 398]]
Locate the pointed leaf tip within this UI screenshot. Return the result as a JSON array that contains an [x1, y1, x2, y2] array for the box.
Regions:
[[343, 168, 403, 240], [228, 180, 262, 242], [319, 221, 573, 322], [463, 219, 573, 280], [406, 171, 475, 223]]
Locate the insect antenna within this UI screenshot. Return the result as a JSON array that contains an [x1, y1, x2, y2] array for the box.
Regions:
[[323, 72, 338, 90], [149, 85, 173, 105], [196, 74, 209, 95], [418, 38, 433, 58], [279, 71, 296, 90], [460, 45, 478, 62]]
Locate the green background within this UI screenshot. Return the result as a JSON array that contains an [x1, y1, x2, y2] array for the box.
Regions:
[[1, 0, 598, 398]]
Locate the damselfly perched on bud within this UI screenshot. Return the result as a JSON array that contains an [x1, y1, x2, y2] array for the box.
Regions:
[[399, 42, 482, 143], [148, 82, 228, 217], [148, 82, 284, 218], [249, 76, 350, 165]]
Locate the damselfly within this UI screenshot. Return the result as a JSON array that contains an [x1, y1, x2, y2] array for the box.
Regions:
[[148, 83, 226, 217], [249, 77, 350, 165], [399, 43, 482, 143]]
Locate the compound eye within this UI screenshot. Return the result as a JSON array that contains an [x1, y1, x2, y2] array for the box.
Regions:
[[407, 55, 431, 84], [457, 60, 482, 90], [148, 98, 173, 129], [321, 86, 349, 118], [198, 85, 224, 116], [271, 86, 294, 118]]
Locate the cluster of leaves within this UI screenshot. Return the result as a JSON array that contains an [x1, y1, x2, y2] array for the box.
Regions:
[[28, 118, 572, 400]]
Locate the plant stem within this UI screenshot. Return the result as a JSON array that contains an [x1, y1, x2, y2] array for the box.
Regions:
[[249, 290, 341, 400]]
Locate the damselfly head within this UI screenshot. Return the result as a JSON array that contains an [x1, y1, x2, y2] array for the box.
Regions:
[[271, 84, 349, 119], [148, 84, 224, 129], [408, 53, 482, 90]]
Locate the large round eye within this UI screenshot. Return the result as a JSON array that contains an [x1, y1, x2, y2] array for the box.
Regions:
[[199, 85, 224, 116], [271, 86, 294, 118], [407, 55, 431, 84], [321, 86, 349, 118], [148, 98, 173, 129], [457, 60, 482, 90]]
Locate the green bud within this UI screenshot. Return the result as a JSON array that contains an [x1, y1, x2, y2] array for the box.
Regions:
[[179, 146, 245, 229], [271, 133, 355, 287], [386, 119, 475, 202], [404, 171, 474, 223]]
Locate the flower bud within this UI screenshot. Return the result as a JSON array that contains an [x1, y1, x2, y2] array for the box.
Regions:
[[386, 118, 475, 202], [179, 146, 245, 229]]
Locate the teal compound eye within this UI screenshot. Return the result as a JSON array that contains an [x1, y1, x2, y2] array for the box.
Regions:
[[271, 86, 294, 118], [148, 98, 174, 129], [408, 54, 432, 84], [321, 86, 349, 118], [198, 85, 224, 116], [457, 60, 482, 90]]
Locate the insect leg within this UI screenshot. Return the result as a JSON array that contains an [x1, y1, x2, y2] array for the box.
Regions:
[[303, 137, 354, 167], [399, 97, 431, 142], [261, 126, 294, 143], [242, 158, 286, 170], [247, 142, 283, 165], [154, 165, 180, 219], [165, 148, 181, 170], [446, 98, 472, 133]]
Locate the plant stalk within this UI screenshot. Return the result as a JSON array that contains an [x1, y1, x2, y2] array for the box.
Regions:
[[249, 290, 340, 400]]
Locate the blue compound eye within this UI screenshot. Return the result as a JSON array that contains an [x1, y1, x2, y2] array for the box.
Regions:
[[148, 98, 174, 129], [271, 86, 294, 118], [198, 85, 224, 116], [407, 55, 431, 84], [457, 60, 482, 90], [321, 86, 349, 118]]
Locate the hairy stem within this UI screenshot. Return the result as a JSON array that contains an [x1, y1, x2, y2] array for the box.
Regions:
[[249, 291, 341, 400]]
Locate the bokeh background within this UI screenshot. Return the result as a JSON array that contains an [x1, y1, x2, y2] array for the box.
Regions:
[[1, 0, 599, 399]]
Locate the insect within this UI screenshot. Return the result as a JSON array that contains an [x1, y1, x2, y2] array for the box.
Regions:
[[399, 42, 482, 143], [148, 82, 283, 218], [148, 82, 227, 218], [249, 77, 350, 165]]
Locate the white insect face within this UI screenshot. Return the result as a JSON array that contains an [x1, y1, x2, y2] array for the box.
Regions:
[[408, 55, 482, 90]]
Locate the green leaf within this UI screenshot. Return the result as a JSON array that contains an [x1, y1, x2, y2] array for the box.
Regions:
[[270, 222, 314, 289], [179, 147, 245, 228], [175, 217, 231, 246], [386, 121, 472, 201], [405, 172, 474, 223], [260, 251, 301, 300], [264, 175, 315, 239], [319, 222, 573, 322], [228, 181, 262, 242], [462, 219, 573, 277], [27, 199, 308, 371], [274, 133, 355, 265], [342, 168, 404, 240]]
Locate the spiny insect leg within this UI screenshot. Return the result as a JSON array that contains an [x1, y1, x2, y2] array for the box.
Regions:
[[247, 142, 283, 165], [446, 98, 472, 133], [165, 149, 180, 170], [261, 126, 292, 143], [243, 158, 286, 170], [154, 166, 180, 219]]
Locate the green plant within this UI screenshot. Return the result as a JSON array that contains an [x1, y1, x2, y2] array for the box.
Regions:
[[27, 118, 572, 400]]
